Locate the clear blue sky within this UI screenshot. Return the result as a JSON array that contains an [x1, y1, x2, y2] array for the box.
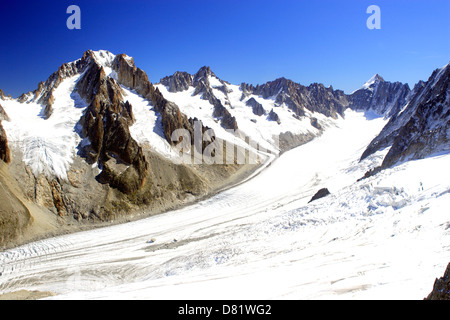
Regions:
[[0, 0, 449, 97]]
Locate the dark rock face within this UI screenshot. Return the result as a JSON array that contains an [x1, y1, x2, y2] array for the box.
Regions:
[[68, 52, 149, 194], [310, 117, 321, 130], [0, 122, 10, 164], [308, 188, 331, 203], [425, 263, 450, 300], [160, 71, 193, 93], [160, 66, 239, 131], [0, 104, 10, 163], [78, 98, 147, 194], [211, 96, 238, 130], [241, 78, 349, 119], [0, 104, 10, 122], [349, 74, 411, 117], [191, 66, 239, 131], [246, 97, 265, 116], [361, 64, 450, 168], [112, 55, 214, 151], [17, 50, 96, 119], [268, 109, 280, 124]]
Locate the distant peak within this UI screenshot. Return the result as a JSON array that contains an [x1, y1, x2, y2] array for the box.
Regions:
[[362, 73, 384, 90], [368, 73, 384, 83], [194, 66, 215, 78], [90, 50, 116, 67]]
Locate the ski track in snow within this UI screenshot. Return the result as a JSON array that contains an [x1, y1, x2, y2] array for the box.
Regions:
[[0, 110, 449, 300]]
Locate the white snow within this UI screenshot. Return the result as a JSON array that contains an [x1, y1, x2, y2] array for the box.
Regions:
[[121, 86, 179, 160], [1, 109, 447, 300], [1, 74, 87, 180], [156, 81, 333, 157], [155, 84, 265, 158], [208, 74, 224, 88], [91, 50, 116, 68], [361, 74, 381, 90]]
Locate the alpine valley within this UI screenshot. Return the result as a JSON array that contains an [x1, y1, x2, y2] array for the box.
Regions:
[[0, 50, 448, 300]]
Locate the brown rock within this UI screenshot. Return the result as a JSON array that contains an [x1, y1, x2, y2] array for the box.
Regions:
[[0, 122, 11, 164], [425, 263, 450, 300]]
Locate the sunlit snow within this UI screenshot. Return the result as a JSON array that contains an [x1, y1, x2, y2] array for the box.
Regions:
[[1, 110, 447, 299], [1, 74, 87, 180]]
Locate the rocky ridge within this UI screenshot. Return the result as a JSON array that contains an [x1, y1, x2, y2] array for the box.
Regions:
[[360, 63, 450, 171], [349, 74, 411, 117], [0, 50, 254, 248], [0, 50, 448, 250], [161, 66, 238, 130], [240, 77, 349, 119], [0, 104, 10, 164]]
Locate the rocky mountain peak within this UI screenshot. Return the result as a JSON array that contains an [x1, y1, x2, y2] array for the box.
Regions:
[[193, 66, 215, 83], [160, 71, 193, 93], [349, 74, 410, 117], [0, 104, 10, 163], [362, 74, 385, 89], [360, 62, 450, 171]]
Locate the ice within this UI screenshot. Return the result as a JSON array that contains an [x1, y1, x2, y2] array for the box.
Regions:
[[1, 74, 87, 180], [121, 86, 180, 160], [1, 109, 447, 300], [156, 81, 334, 157]]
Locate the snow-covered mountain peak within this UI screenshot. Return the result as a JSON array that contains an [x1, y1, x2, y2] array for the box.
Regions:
[[90, 50, 116, 67], [362, 74, 385, 90]]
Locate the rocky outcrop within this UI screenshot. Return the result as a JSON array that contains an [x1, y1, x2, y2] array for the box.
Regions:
[[78, 96, 147, 194], [425, 263, 450, 300], [160, 71, 193, 92], [160, 66, 239, 131], [381, 66, 449, 168], [360, 63, 450, 169], [246, 97, 265, 116], [268, 109, 280, 124], [0, 104, 10, 164], [112, 55, 213, 149], [211, 96, 238, 131], [0, 104, 10, 122], [192, 67, 239, 130], [17, 50, 96, 119], [241, 78, 349, 119], [308, 188, 331, 203], [0, 122, 10, 164]]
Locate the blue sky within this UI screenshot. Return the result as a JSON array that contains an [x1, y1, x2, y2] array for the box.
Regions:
[[0, 0, 449, 97]]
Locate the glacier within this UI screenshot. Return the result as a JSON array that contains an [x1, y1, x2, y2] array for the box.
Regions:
[[0, 109, 448, 299]]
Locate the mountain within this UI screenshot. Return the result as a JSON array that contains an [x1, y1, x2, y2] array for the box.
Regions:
[[360, 62, 450, 174], [0, 50, 261, 247], [158, 70, 353, 152], [0, 50, 448, 249], [349, 74, 411, 117]]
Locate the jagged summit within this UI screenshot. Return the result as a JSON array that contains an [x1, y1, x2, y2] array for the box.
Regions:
[[360, 62, 450, 168], [362, 73, 385, 90], [349, 73, 410, 117], [0, 49, 449, 259]]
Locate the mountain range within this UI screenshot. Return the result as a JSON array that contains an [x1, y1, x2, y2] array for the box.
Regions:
[[0, 49, 448, 249]]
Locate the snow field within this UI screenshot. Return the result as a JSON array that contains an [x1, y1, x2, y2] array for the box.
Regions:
[[1, 74, 87, 180], [2, 110, 447, 299]]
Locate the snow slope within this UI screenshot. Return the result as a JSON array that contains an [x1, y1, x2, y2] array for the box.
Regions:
[[121, 86, 179, 160], [0, 109, 448, 300], [1, 74, 87, 180]]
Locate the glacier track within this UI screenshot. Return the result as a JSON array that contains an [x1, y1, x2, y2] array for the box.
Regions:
[[0, 110, 449, 300]]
